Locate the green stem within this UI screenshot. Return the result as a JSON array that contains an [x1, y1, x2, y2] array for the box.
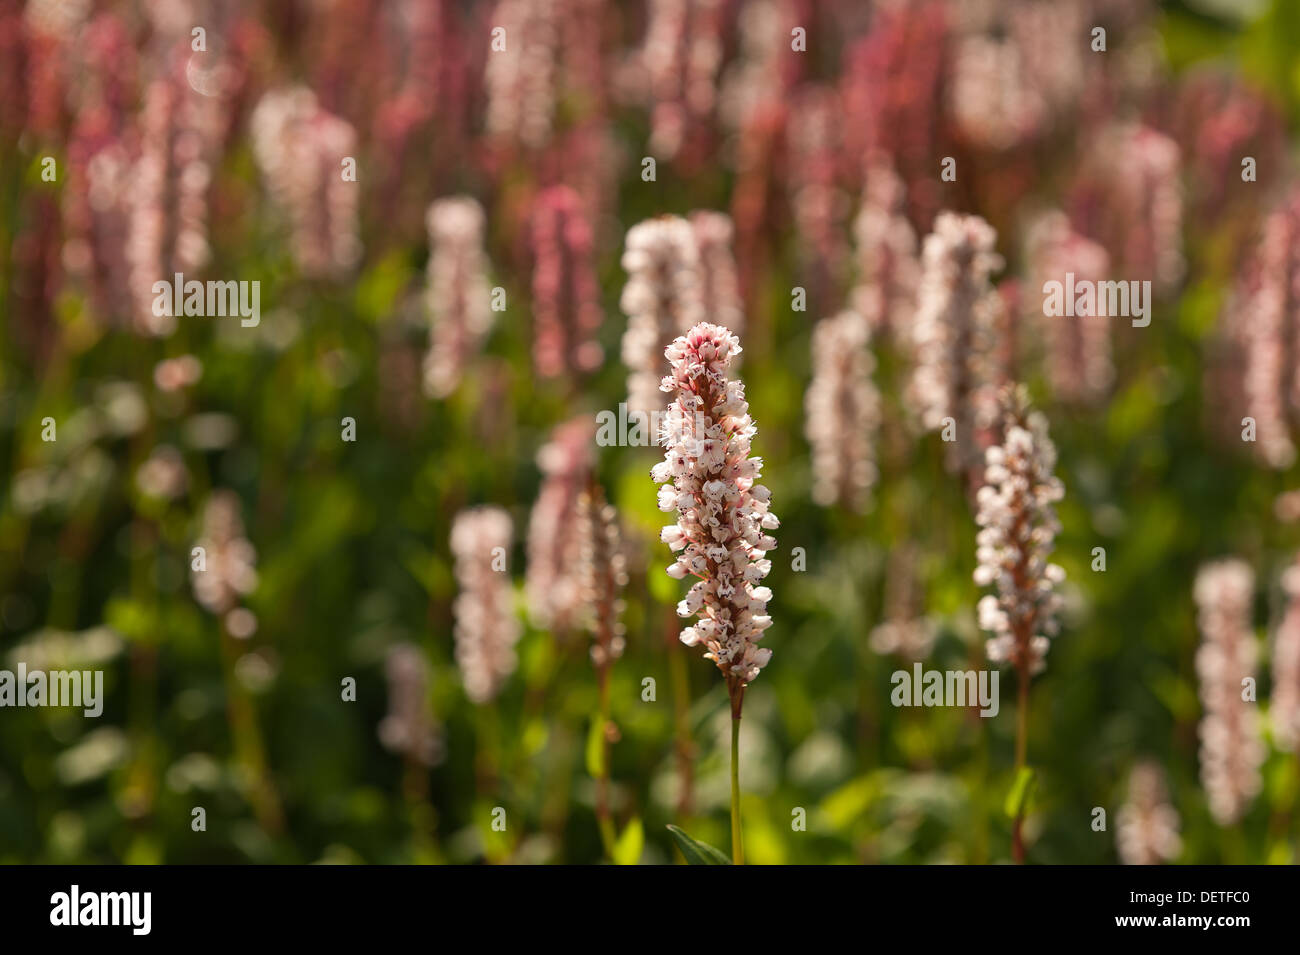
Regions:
[[595, 666, 616, 859], [1012, 670, 1029, 864], [730, 709, 744, 865]]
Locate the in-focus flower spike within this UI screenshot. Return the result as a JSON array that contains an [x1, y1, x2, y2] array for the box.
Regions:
[[654, 322, 777, 711], [423, 196, 493, 399], [526, 417, 595, 633], [450, 507, 521, 704], [378, 643, 443, 768], [1116, 762, 1182, 865], [1272, 557, 1300, 752], [531, 185, 604, 379], [250, 86, 361, 280], [1026, 210, 1113, 405], [805, 309, 879, 512], [1193, 558, 1263, 825], [690, 211, 744, 340], [620, 216, 704, 417], [974, 384, 1065, 676], [910, 211, 1003, 474]]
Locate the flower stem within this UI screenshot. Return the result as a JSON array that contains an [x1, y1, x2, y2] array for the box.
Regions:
[[1012, 668, 1029, 864], [595, 665, 616, 860], [730, 703, 744, 865]]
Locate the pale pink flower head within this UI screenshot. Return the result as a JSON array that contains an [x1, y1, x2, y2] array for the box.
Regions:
[[135, 444, 188, 501], [1116, 761, 1182, 865], [424, 196, 493, 399], [805, 310, 879, 512], [1271, 558, 1300, 752], [1074, 123, 1184, 298], [1026, 210, 1113, 405], [620, 216, 704, 416], [250, 86, 361, 280], [910, 212, 1003, 474], [126, 50, 225, 336], [869, 544, 935, 661], [526, 417, 595, 632], [153, 354, 202, 393], [852, 153, 919, 339], [689, 210, 744, 339], [786, 84, 849, 294], [530, 185, 603, 378], [949, 33, 1046, 151], [1239, 191, 1300, 468], [580, 483, 628, 670], [378, 643, 443, 767], [484, 0, 558, 151], [629, 0, 726, 162], [974, 385, 1065, 676], [654, 323, 778, 706], [191, 490, 258, 618], [1193, 558, 1263, 824], [451, 506, 521, 704]]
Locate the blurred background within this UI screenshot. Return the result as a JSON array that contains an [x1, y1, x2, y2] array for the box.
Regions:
[[2, 0, 1300, 864]]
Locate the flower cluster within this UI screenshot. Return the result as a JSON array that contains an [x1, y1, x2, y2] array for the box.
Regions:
[[483, 0, 558, 151], [1116, 762, 1182, 865], [689, 211, 744, 339], [423, 196, 493, 398], [653, 323, 778, 696], [620, 216, 704, 416], [1193, 558, 1263, 824], [126, 57, 223, 335], [852, 154, 918, 339], [526, 417, 594, 632], [623, 0, 725, 162], [974, 385, 1066, 675], [250, 86, 361, 280], [1239, 191, 1300, 468], [787, 84, 848, 293], [530, 185, 604, 378], [1081, 123, 1184, 297], [1026, 210, 1113, 405], [451, 507, 521, 705], [191, 490, 258, 622], [1273, 558, 1300, 752], [910, 212, 1004, 473], [869, 544, 935, 661], [378, 643, 443, 767], [579, 483, 628, 670], [805, 309, 879, 511]]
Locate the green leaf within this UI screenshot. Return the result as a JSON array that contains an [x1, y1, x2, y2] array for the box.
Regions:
[[612, 818, 644, 866], [1004, 767, 1037, 820], [666, 825, 731, 865]]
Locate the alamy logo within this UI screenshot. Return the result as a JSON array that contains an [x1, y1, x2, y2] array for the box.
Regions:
[[890, 664, 1000, 717], [50, 885, 151, 935], [151, 272, 261, 327], [1042, 272, 1151, 327], [0, 664, 102, 717], [595, 402, 708, 451]]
